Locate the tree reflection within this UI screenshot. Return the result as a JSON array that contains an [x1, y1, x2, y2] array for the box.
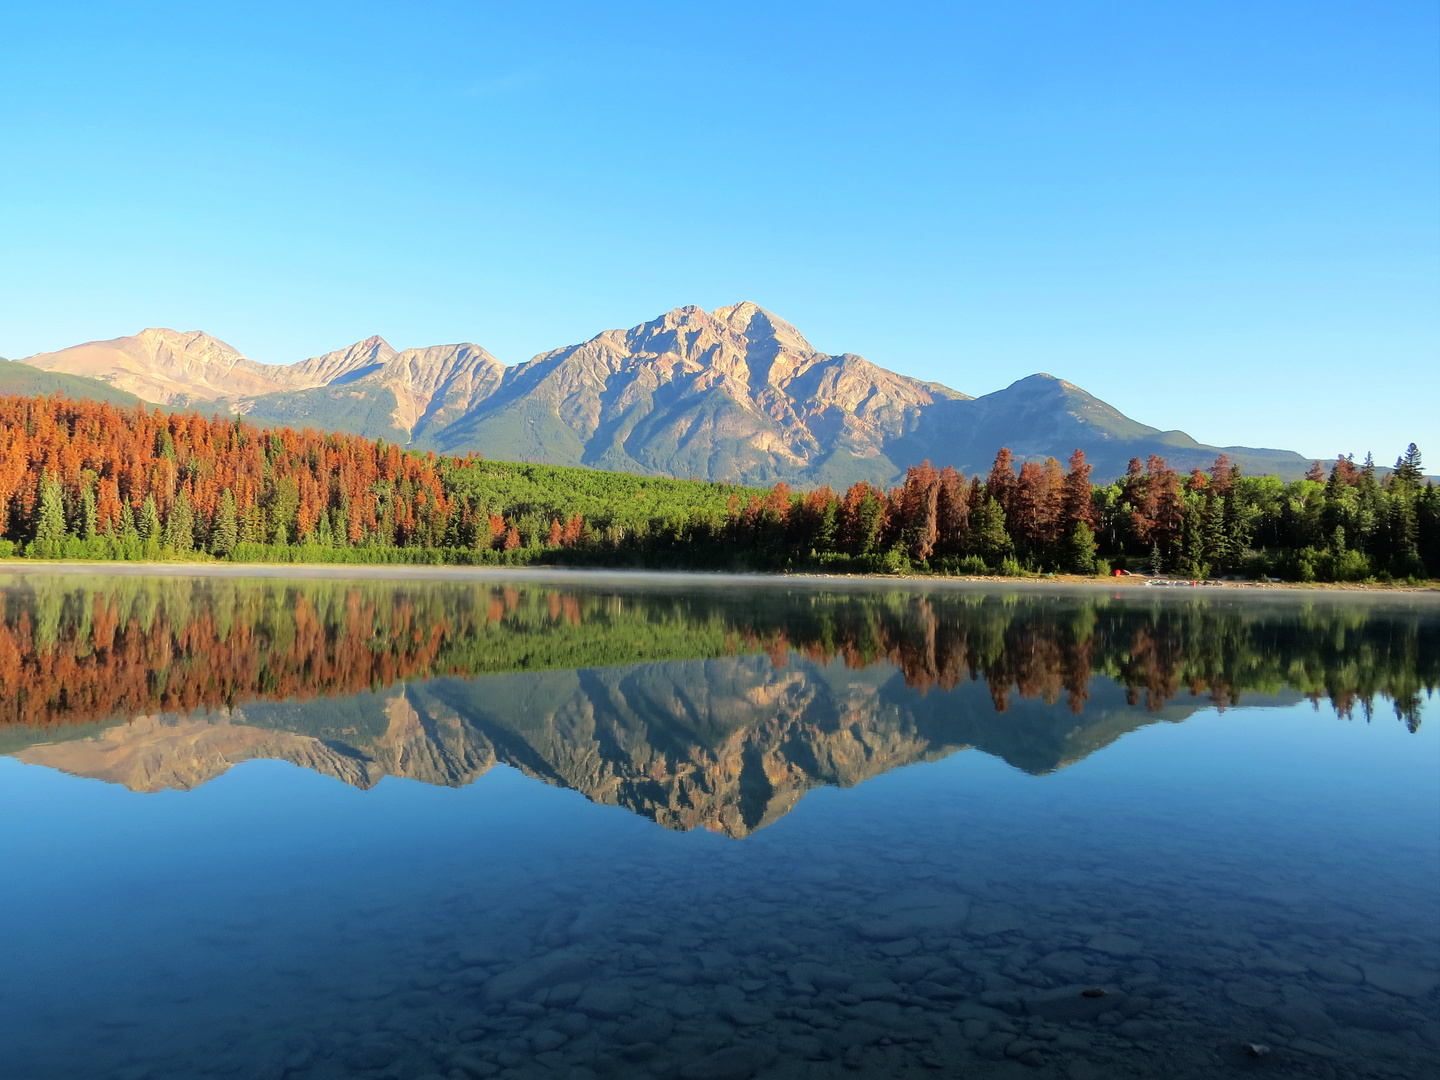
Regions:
[[1, 578, 1433, 735]]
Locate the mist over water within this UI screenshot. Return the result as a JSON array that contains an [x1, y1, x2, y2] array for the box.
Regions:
[[0, 573, 1436, 1080]]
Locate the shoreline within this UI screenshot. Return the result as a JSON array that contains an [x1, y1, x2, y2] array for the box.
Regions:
[[1, 559, 1437, 595]]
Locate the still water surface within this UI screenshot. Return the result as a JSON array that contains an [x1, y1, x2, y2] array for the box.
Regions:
[[0, 572, 1436, 1080]]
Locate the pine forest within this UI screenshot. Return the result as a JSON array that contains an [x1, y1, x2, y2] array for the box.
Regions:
[[1, 394, 1436, 583]]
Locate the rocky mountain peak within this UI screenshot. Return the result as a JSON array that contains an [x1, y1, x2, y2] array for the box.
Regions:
[[287, 335, 398, 386], [135, 327, 250, 365], [8, 305, 1318, 482], [712, 301, 816, 357]]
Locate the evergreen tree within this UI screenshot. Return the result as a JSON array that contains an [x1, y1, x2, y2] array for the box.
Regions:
[[80, 487, 98, 541], [119, 501, 139, 543], [1180, 499, 1206, 577], [165, 489, 195, 553], [139, 495, 161, 541], [968, 498, 1013, 567], [813, 497, 839, 553], [32, 473, 67, 557], [1062, 521, 1097, 574], [853, 491, 885, 555], [211, 490, 239, 556], [1417, 483, 1440, 577], [1394, 444, 1423, 493]]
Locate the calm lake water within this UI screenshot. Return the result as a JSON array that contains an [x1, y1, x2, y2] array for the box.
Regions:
[[0, 570, 1436, 1080]]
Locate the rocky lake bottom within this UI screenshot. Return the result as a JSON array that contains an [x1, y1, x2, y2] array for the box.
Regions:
[[2, 696, 1436, 1080], [0, 577, 1436, 1080]]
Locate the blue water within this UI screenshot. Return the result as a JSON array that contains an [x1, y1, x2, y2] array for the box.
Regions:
[[0, 576, 1436, 1080]]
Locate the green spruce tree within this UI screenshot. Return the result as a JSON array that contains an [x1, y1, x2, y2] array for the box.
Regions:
[[967, 498, 1013, 568], [32, 472, 68, 557], [1062, 520, 1097, 574], [165, 489, 195, 553], [139, 495, 161, 541], [80, 486, 98, 541], [211, 490, 239, 557]]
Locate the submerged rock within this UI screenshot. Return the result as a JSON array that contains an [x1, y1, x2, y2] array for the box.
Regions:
[[1024, 985, 1123, 1022], [678, 1044, 772, 1080], [1362, 963, 1440, 998], [483, 951, 591, 1003]]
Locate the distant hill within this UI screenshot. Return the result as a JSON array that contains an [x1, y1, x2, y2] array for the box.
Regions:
[[0, 357, 150, 409], [8, 304, 1320, 483], [892, 373, 1316, 482]]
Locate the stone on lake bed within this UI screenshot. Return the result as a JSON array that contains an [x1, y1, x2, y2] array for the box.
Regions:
[[1037, 951, 1091, 979], [848, 980, 903, 1001], [877, 937, 920, 957], [1307, 958, 1363, 984], [483, 951, 591, 1002], [1328, 1004, 1415, 1032], [912, 979, 964, 1000], [528, 1029, 568, 1052], [616, 1014, 674, 1044], [1266, 1002, 1331, 1035], [1085, 933, 1144, 957], [449, 1052, 499, 1078], [678, 1044, 772, 1080], [721, 1001, 772, 1026], [965, 904, 1024, 937], [846, 1000, 904, 1026], [574, 984, 634, 1018], [1361, 963, 1440, 998], [554, 1012, 591, 1036], [782, 1033, 823, 1058], [870, 886, 970, 916], [1024, 985, 1125, 1022], [543, 982, 583, 1007], [1224, 982, 1278, 1009], [343, 1041, 397, 1070], [856, 889, 970, 940], [1115, 1018, 1164, 1039], [787, 962, 851, 990]]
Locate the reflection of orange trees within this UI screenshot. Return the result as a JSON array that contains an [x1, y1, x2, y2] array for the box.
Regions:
[[0, 581, 1432, 731], [0, 588, 456, 728]]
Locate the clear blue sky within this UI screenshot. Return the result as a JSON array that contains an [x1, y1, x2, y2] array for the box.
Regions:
[[1, 2, 1435, 463]]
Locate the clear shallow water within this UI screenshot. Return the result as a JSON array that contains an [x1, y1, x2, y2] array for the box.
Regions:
[[0, 573, 1436, 1080]]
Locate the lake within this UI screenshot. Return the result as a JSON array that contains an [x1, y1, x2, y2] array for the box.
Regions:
[[0, 569, 1436, 1080]]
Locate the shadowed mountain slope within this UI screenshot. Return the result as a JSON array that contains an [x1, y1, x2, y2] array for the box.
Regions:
[[0, 357, 152, 409]]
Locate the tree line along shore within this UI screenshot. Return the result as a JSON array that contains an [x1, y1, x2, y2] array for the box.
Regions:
[[1, 394, 1436, 583]]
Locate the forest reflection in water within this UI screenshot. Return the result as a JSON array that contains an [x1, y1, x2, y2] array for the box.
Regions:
[[1, 574, 1433, 835]]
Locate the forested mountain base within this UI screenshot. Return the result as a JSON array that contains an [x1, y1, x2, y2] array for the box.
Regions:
[[1, 394, 1436, 583]]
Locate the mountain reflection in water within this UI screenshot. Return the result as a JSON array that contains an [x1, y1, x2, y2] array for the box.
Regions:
[[3, 575, 1432, 836]]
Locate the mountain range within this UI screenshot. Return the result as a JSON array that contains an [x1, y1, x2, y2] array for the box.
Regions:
[[5, 303, 1316, 484]]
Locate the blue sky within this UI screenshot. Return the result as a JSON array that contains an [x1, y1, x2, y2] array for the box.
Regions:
[[1, 2, 1435, 463]]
